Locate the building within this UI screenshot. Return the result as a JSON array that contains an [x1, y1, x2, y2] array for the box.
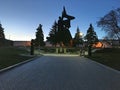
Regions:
[[93, 39, 120, 48], [13, 41, 31, 47]]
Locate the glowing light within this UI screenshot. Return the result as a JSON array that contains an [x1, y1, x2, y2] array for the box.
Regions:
[[79, 32, 84, 37]]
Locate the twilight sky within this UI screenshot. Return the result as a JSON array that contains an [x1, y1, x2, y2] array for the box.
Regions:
[[0, 0, 120, 41]]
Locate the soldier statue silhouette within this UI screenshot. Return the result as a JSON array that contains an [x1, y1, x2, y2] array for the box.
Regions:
[[57, 7, 75, 46]]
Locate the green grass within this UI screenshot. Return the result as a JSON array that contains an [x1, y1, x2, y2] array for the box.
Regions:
[[0, 47, 34, 70], [87, 48, 120, 71]]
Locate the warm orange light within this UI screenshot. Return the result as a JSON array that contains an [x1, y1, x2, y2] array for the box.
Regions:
[[93, 42, 103, 48]]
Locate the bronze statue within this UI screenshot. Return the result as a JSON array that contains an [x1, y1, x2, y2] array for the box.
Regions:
[[58, 7, 75, 31], [57, 7, 75, 46]]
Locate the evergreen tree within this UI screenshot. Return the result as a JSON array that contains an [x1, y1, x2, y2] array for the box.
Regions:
[[85, 24, 98, 56], [74, 27, 83, 47], [0, 23, 5, 39], [47, 21, 57, 46], [0, 23, 13, 46], [35, 24, 45, 46]]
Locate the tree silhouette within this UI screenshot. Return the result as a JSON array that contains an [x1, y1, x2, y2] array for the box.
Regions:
[[74, 27, 83, 47], [0, 23, 13, 46], [47, 21, 57, 46], [97, 8, 120, 45], [85, 24, 98, 56], [0, 23, 5, 39], [35, 24, 45, 47]]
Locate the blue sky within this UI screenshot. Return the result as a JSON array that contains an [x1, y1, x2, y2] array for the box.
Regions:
[[0, 0, 120, 41]]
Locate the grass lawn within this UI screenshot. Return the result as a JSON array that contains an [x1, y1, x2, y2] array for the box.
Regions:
[[0, 47, 35, 70], [87, 48, 120, 71]]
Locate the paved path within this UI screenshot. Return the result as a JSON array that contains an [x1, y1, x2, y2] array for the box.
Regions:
[[0, 56, 120, 90]]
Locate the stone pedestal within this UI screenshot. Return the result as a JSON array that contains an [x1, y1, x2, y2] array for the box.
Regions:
[[56, 48, 58, 53]]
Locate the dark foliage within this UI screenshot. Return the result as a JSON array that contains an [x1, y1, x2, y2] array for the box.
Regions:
[[85, 24, 98, 45], [0, 23, 5, 39], [73, 27, 83, 47], [0, 23, 13, 47], [47, 21, 57, 46], [85, 24, 98, 56], [35, 24, 45, 47]]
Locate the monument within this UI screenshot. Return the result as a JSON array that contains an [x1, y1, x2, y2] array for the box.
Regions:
[[56, 7, 75, 46]]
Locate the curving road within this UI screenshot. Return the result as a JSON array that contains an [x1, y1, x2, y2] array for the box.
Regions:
[[0, 56, 120, 90]]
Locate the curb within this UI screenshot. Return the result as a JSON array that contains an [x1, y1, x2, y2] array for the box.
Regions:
[[0, 56, 41, 73], [43, 54, 79, 56]]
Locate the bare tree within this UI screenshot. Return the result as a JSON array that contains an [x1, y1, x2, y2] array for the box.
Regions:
[[97, 8, 120, 43]]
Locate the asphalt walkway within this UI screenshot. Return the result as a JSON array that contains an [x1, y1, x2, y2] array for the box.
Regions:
[[0, 56, 120, 90]]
